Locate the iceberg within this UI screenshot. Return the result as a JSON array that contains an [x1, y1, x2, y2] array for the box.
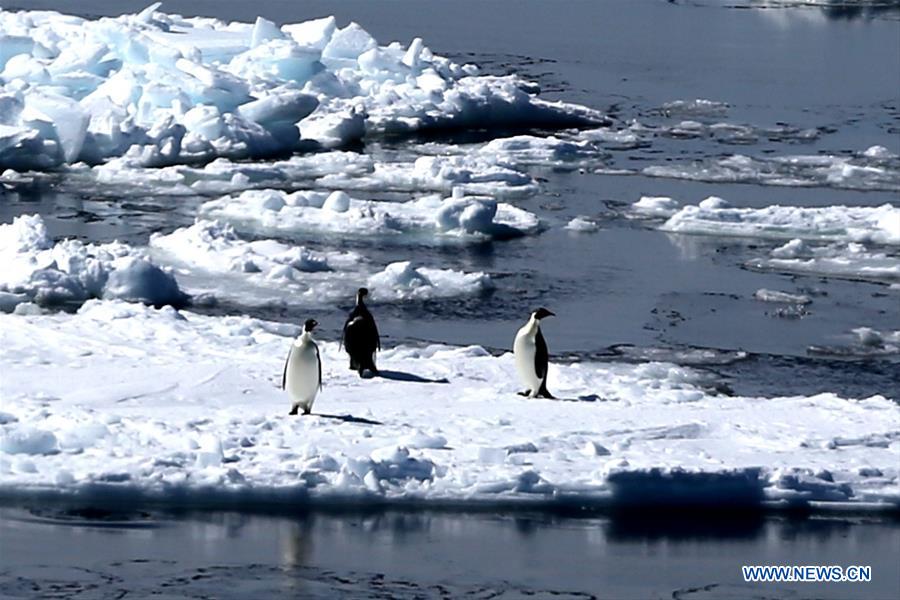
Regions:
[[0, 6, 607, 169]]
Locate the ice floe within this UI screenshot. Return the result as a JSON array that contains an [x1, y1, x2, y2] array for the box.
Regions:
[[0, 214, 186, 311], [630, 195, 682, 219], [0, 300, 897, 510], [564, 216, 600, 233], [367, 261, 492, 300], [82, 150, 541, 199], [0, 5, 606, 170], [199, 189, 541, 242], [149, 218, 354, 275], [643, 147, 900, 192], [753, 289, 812, 305], [659, 98, 730, 118], [148, 218, 492, 306], [748, 239, 900, 285], [654, 198, 899, 245]]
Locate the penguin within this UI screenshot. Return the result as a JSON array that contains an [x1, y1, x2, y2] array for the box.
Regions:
[[513, 308, 555, 399], [282, 319, 322, 415], [341, 287, 380, 377]]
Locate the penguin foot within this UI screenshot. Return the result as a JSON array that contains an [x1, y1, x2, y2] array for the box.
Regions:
[[537, 391, 556, 400], [517, 390, 531, 397], [288, 406, 299, 415], [302, 407, 311, 416]]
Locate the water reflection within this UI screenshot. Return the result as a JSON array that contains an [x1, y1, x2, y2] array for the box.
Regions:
[[2, 506, 898, 598], [745, 0, 900, 23]]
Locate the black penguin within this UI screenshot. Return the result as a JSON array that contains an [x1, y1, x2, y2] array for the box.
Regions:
[[342, 287, 380, 376]]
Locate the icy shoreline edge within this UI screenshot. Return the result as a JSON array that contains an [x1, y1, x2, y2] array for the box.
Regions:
[[1, 486, 898, 516]]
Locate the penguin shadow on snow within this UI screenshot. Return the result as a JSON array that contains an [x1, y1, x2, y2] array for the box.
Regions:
[[371, 369, 450, 384], [516, 391, 608, 403], [308, 413, 383, 425]]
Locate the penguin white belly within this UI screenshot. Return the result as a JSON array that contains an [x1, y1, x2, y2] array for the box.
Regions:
[[286, 341, 319, 413], [513, 327, 541, 395]]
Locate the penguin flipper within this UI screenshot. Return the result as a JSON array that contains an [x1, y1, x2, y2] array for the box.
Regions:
[[373, 318, 381, 351], [281, 346, 292, 390], [534, 329, 549, 380], [316, 344, 322, 391]]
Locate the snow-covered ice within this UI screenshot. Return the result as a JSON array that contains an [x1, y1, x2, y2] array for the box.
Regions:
[[564, 217, 600, 233], [0, 5, 606, 170], [642, 148, 900, 192], [748, 239, 900, 285], [753, 289, 812, 305], [84, 149, 541, 200], [150, 218, 352, 275], [150, 218, 493, 305], [366, 261, 493, 300], [199, 189, 541, 242], [631, 196, 682, 219], [0, 214, 186, 311], [656, 199, 899, 245], [0, 300, 897, 511]]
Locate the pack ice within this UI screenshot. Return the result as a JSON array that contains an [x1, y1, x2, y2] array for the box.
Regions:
[[0, 4, 606, 170], [1, 302, 897, 511], [0, 214, 186, 311], [149, 218, 494, 306], [631, 196, 900, 246]]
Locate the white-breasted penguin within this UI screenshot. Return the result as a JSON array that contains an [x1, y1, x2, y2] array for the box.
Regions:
[[513, 308, 555, 399], [341, 287, 380, 377], [282, 319, 322, 415]]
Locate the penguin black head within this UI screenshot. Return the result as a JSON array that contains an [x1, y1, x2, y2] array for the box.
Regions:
[[533, 307, 555, 320], [303, 319, 318, 332], [356, 287, 369, 302]]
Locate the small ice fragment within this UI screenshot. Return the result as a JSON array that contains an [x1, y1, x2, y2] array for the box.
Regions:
[[565, 216, 599, 232]]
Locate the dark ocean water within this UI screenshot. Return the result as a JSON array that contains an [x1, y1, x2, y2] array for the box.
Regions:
[[2, 505, 899, 599]]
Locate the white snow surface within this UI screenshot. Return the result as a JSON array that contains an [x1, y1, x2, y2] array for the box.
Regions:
[[0, 300, 897, 511], [0, 6, 605, 169], [0, 214, 186, 310], [199, 189, 541, 242]]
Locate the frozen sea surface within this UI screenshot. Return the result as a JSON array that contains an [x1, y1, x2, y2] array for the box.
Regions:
[[0, 0, 898, 520]]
